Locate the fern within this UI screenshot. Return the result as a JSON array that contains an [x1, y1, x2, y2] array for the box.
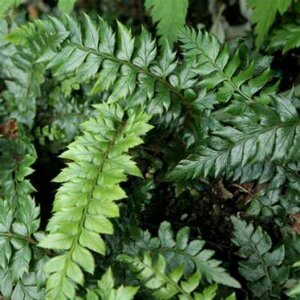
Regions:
[[247, 165, 300, 226], [0, 20, 44, 128], [123, 221, 240, 288], [38, 103, 152, 299], [269, 23, 300, 53], [86, 267, 138, 300], [0, 139, 46, 299], [247, 0, 292, 48], [179, 27, 276, 104], [231, 216, 289, 299], [145, 0, 189, 45], [119, 252, 220, 300], [167, 96, 300, 181], [6, 15, 198, 125]]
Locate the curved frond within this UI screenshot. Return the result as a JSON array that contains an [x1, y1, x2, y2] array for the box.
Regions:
[[0, 139, 45, 299]]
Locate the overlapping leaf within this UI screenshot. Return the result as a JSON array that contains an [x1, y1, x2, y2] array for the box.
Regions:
[[269, 23, 300, 53]]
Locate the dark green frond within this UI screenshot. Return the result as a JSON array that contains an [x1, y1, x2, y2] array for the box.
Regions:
[[168, 96, 300, 181], [231, 216, 289, 298]]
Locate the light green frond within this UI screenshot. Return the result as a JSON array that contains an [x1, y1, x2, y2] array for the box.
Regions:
[[39, 103, 152, 299]]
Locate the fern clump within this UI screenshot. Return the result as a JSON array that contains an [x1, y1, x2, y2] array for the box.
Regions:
[[0, 2, 300, 299]]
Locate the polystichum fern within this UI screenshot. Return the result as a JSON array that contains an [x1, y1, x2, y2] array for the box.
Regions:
[[38, 103, 152, 299], [1, 4, 300, 300]]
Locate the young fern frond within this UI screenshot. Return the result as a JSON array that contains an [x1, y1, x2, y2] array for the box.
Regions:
[[168, 96, 300, 181], [179, 28, 276, 104], [86, 267, 138, 300], [123, 221, 240, 288], [119, 252, 219, 300], [39, 103, 152, 299]]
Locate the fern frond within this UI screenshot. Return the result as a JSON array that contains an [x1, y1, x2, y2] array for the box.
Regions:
[[119, 252, 219, 300], [231, 216, 289, 298], [0, 139, 46, 299], [269, 23, 300, 53], [179, 27, 276, 103], [145, 0, 189, 45], [124, 221, 240, 288], [0, 21, 45, 127], [39, 103, 152, 299], [247, 0, 292, 48], [167, 96, 300, 181], [7, 15, 197, 123], [86, 267, 138, 300]]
